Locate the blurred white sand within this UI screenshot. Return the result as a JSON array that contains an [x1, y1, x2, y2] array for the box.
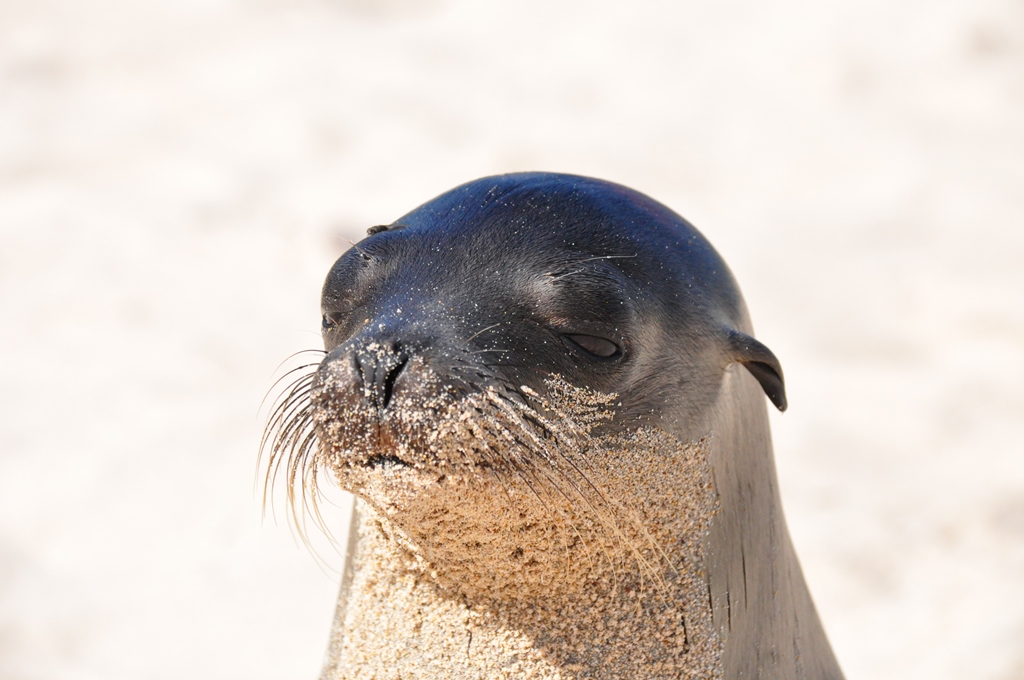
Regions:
[[1, 1, 1022, 678]]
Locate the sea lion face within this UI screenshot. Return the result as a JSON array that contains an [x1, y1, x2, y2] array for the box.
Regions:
[[313, 237, 638, 476], [313, 174, 760, 465], [267, 174, 785, 500], [319, 224, 647, 420]]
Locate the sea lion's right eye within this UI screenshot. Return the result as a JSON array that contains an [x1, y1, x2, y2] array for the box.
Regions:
[[564, 334, 620, 358]]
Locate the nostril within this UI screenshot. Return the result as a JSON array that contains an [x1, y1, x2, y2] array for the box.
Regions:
[[353, 344, 409, 411], [378, 354, 408, 410]]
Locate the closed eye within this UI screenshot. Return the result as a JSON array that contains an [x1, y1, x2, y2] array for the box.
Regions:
[[322, 310, 348, 330], [563, 334, 620, 358]]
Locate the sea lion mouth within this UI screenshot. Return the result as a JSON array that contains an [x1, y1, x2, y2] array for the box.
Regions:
[[361, 453, 410, 469]]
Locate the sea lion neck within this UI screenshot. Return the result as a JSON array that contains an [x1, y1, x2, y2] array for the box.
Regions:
[[324, 427, 725, 679]]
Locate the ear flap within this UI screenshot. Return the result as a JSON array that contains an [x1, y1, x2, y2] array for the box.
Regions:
[[725, 330, 787, 412]]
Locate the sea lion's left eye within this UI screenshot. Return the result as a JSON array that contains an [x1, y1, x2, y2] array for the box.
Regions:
[[323, 311, 347, 330], [564, 334, 620, 358]]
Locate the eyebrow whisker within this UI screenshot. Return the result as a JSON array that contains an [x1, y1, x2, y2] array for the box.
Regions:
[[466, 323, 502, 342], [547, 254, 637, 282]]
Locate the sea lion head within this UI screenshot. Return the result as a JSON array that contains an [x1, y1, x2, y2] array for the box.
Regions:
[[264, 171, 785, 550], [316, 171, 782, 455]]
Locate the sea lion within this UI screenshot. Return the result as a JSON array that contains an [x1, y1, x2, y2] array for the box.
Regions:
[[263, 173, 844, 679]]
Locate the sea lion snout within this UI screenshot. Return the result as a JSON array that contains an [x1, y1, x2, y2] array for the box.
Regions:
[[312, 329, 505, 469], [317, 330, 484, 408]]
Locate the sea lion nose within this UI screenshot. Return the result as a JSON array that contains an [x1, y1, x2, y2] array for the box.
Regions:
[[352, 341, 409, 411]]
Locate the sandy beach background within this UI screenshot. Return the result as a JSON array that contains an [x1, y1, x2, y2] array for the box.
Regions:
[[1, 1, 1022, 678]]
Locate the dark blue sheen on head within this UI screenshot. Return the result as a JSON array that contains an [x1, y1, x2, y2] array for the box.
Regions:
[[390, 172, 747, 330]]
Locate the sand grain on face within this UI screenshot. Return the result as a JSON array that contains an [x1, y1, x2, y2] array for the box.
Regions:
[[293, 377, 724, 679]]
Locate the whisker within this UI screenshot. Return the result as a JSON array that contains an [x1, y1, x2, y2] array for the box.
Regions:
[[259, 362, 322, 415], [547, 254, 637, 281], [465, 322, 502, 342]]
